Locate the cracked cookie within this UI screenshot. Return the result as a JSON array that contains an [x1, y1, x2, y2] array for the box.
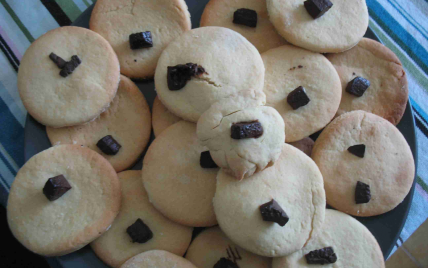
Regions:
[[152, 96, 182, 137], [155, 26, 265, 123], [121, 250, 197, 268]]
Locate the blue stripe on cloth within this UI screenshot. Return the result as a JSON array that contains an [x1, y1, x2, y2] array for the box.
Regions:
[[387, 0, 428, 40], [410, 97, 428, 122], [0, 151, 16, 176], [0, 173, 9, 206]]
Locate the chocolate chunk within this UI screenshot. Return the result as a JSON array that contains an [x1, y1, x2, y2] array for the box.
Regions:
[[287, 86, 310, 110], [304, 0, 333, 19], [96, 135, 121, 155], [126, 218, 153, 243], [348, 144, 366, 158], [231, 121, 263, 140], [43, 175, 72, 201], [200, 151, 218, 168], [305, 247, 337, 264], [233, 8, 257, 28], [59, 55, 81, 77], [346, 76, 370, 97], [129, 31, 153, 50], [167, 63, 206, 91], [213, 258, 239, 268], [259, 199, 289, 227], [355, 181, 371, 204], [49, 53, 67, 69]]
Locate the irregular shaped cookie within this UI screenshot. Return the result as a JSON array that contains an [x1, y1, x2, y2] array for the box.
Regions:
[[186, 226, 271, 268], [214, 144, 326, 257], [155, 26, 265, 122], [288, 137, 314, 156], [152, 96, 182, 137], [90, 0, 191, 79], [91, 170, 193, 268], [263, 45, 341, 142], [273, 209, 385, 268], [311, 111, 415, 216], [121, 250, 197, 268], [7, 145, 121, 256], [142, 121, 218, 227], [18, 26, 120, 127], [266, 0, 368, 53], [326, 38, 408, 125], [47, 75, 151, 172], [197, 92, 285, 180], [200, 0, 287, 53]]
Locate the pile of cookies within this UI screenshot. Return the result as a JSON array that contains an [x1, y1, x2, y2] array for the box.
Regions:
[[8, 0, 415, 267]]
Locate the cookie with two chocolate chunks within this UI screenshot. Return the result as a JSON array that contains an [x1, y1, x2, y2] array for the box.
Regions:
[[346, 76, 370, 97], [214, 258, 239, 268], [200, 151, 218, 168], [355, 181, 371, 204], [43, 174, 72, 201], [304, 0, 333, 19], [233, 8, 257, 28], [126, 218, 153, 243], [97, 135, 121, 155], [259, 199, 289, 226], [287, 86, 310, 110], [348, 144, 366, 158], [231, 121, 263, 139], [305, 247, 337, 264], [167, 63, 206, 91], [129, 31, 153, 50]]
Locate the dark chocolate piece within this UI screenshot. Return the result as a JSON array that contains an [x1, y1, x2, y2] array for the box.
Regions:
[[59, 55, 81, 77], [129, 31, 153, 50], [43, 175, 72, 201], [348, 144, 366, 158], [346, 76, 370, 97], [304, 0, 333, 19], [200, 151, 218, 168], [126, 218, 153, 243], [287, 86, 310, 110], [355, 181, 371, 204], [49, 53, 67, 69], [305, 247, 337, 264], [231, 121, 263, 140], [96, 135, 121, 155], [167, 63, 206, 91], [233, 8, 257, 28], [213, 258, 239, 268], [259, 199, 289, 227]]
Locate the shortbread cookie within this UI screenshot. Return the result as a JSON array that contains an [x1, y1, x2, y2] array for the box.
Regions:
[[200, 0, 287, 53], [263, 45, 341, 142], [90, 0, 191, 79], [214, 144, 326, 257], [47, 75, 151, 172], [186, 227, 272, 268], [266, 0, 368, 53], [91, 170, 193, 268], [197, 92, 285, 180], [288, 137, 314, 156], [121, 250, 197, 268], [312, 111, 415, 217], [7, 145, 121, 256], [273, 209, 385, 268], [155, 26, 265, 122], [326, 38, 408, 125], [152, 96, 182, 137], [18, 26, 120, 127], [142, 121, 218, 227]]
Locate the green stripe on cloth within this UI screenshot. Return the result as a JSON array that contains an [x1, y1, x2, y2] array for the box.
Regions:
[[55, 0, 82, 21], [417, 176, 428, 193], [82, 0, 91, 7], [0, 0, 34, 42]]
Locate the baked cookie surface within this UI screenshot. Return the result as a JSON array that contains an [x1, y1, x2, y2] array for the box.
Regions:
[[120, 250, 197, 268], [152, 96, 182, 137]]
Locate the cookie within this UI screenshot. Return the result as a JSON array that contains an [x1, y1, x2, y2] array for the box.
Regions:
[[152, 96, 182, 137], [311, 111, 415, 217], [200, 0, 288, 53], [90, 0, 191, 79], [266, 0, 368, 53], [91, 170, 193, 268], [17, 26, 120, 127], [142, 121, 218, 227], [46, 75, 151, 172], [326, 38, 408, 125], [7, 145, 121, 256], [155, 26, 265, 123], [262, 45, 342, 142], [288, 137, 314, 156], [197, 92, 285, 180], [213, 144, 326, 257], [273, 209, 385, 267], [186, 226, 271, 268], [121, 250, 197, 268]]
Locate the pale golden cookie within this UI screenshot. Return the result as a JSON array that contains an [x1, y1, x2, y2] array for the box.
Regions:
[[121, 250, 197, 268], [152, 96, 182, 137]]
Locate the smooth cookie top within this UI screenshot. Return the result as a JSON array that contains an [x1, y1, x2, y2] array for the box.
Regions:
[[121, 250, 197, 268], [152, 96, 182, 137]]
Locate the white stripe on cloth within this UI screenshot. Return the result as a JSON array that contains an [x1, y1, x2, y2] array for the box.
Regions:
[[394, 0, 428, 37], [0, 143, 19, 172], [0, 158, 15, 188], [0, 5, 31, 56], [73, 0, 89, 12]]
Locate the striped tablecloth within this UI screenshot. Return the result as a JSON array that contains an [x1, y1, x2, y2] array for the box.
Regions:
[[0, 0, 427, 257]]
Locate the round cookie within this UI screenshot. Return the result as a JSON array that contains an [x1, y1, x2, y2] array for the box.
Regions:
[[326, 38, 408, 125], [197, 92, 285, 180], [273, 209, 385, 268], [200, 0, 288, 53], [152, 96, 182, 137], [90, 0, 191, 79], [17, 26, 120, 127], [266, 0, 368, 53], [46, 75, 151, 172], [186, 227, 272, 268], [311, 111, 415, 217], [155, 26, 265, 123], [262, 45, 342, 142], [7, 145, 121, 256], [142, 121, 218, 227], [91, 170, 193, 268], [121, 250, 197, 268], [214, 144, 326, 257], [288, 137, 314, 157]]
